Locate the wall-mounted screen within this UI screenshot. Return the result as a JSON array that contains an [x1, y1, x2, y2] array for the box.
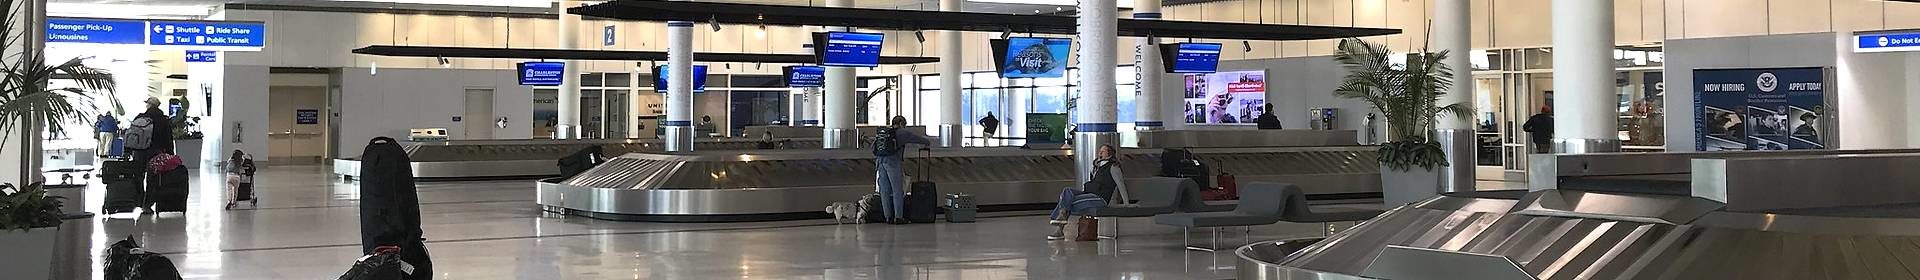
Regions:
[[991, 37, 1071, 78], [785, 65, 825, 87], [1183, 70, 1265, 124], [653, 65, 709, 93], [1160, 43, 1222, 73], [813, 32, 885, 67], [518, 61, 566, 86]]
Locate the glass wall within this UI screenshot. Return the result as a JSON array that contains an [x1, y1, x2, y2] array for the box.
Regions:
[[915, 66, 1139, 147], [1472, 46, 1665, 173]]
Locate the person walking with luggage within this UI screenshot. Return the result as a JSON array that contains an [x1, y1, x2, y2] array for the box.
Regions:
[[1522, 106, 1554, 154], [1046, 144, 1128, 240], [873, 116, 931, 224], [128, 98, 176, 166]]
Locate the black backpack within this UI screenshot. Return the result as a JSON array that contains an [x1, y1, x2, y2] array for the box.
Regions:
[[871, 128, 903, 157], [104, 236, 183, 280], [338, 247, 409, 280]]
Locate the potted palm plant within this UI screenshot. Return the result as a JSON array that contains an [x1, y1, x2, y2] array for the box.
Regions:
[[1331, 38, 1467, 206], [0, 0, 119, 277]]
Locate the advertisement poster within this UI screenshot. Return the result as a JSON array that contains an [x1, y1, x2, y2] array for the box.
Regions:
[[1692, 67, 1825, 151], [1183, 71, 1265, 124], [1025, 113, 1068, 146], [1000, 37, 1071, 78]]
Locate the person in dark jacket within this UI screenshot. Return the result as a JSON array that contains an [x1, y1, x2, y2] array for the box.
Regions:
[[133, 98, 176, 161], [1046, 144, 1130, 240], [874, 116, 932, 224], [1521, 106, 1554, 154], [1255, 103, 1283, 129], [979, 112, 1000, 144]]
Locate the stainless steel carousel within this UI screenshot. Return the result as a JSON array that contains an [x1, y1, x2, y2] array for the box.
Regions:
[[331, 138, 822, 180]]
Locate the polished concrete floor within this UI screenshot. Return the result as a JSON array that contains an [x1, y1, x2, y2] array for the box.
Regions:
[[53, 165, 1379, 279]]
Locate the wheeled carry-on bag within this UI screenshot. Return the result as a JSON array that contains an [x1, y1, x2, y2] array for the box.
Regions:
[[359, 137, 434, 280], [905, 150, 939, 223], [148, 168, 190, 213], [101, 160, 145, 214]]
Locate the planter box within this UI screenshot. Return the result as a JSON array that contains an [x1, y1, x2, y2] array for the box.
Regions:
[[1381, 164, 1440, 206], [176, 138, 203, 169], [0, 227, 59, 280]]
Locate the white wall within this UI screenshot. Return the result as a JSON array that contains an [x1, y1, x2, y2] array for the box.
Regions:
[[336, 67, 533, 157], [212, 64, 270, 163], [1160, 56, 1377, 132]]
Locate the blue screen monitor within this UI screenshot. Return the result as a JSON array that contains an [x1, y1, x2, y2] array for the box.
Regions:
[[654, 65, 709, 93], [1160, 43, 1223, 73], [814, 32, 885, 67], [993, 37, 1072, 78], [518, 61, 565, 86], [785, 66, 825, 88]]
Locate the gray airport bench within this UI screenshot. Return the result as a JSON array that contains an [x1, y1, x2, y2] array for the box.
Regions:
[[1153, 182, 1383, 251], [1087, 177, 1186, 239]]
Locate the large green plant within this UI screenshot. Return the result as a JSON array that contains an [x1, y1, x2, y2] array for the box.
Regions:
[[1332, 38, 1467, 171], [0, 183, 63, 231]]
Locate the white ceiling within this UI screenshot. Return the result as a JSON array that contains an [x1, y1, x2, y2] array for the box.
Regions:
[[50, 0, 1083, 18]]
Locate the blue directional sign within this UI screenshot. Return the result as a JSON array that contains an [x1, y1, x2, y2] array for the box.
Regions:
[[46, 17, 146, 45], [519, 62, 566, 86], [1855, 32, 1920, 53], [185, 50, 217, 62], [603, 25, 617, 47], [148, 20, 265, 48]]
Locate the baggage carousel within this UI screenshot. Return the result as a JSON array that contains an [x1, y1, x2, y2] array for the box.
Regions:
[[331, 138, 822, 180], [1237, 149, 1920, 280], [536, 146, 1383, 222]]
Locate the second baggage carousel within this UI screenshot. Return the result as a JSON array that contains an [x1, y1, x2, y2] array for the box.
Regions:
[[537, 146, 1383, 222]]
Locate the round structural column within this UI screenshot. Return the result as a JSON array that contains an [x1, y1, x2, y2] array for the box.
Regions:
[[1435, 0, 1475, 192], [664, 21, 695, 152], [821, 0, 860, 149], [555, 0, 583, 139], [1132, 0, 1164, 131], [1073, 0, 1118, 186], [1550, 0, 1619, 153], [936, 0, 965, 147]]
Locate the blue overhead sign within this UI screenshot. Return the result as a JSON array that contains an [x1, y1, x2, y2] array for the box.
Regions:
[[46, 17, 145, 45], [518, 62, 566, 86], [185, 50, 216, 62], [785, 66, 824, 88], [147, 20, 265, 48], [1855, 32, 1920, 53], [820, 32, 884, 67]]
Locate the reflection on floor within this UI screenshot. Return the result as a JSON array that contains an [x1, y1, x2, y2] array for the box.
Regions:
[[55, 166, 1380, 279]]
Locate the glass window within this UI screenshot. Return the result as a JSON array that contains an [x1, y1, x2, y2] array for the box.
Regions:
[[581, 73, 605, 87], [604, 73, 632, 88], [970, 72, 1001, 88]]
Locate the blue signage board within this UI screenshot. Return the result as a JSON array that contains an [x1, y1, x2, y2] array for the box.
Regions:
[[518, 62, 566, 86], [785, 66, 825, 88], [820, 32, 884, 67], [603, 25, 616, 47], [654, 65, 710, 93], [1163, 43, 1222, 73], [1854, 32, 1920, 53], [185, 50, 217, 62], [147, 20, 265, 48], [47, 17, 146, 45], [1693, 67, 1826, 151], [296, 109, 320, 124], [999, 37, 1072, 78]]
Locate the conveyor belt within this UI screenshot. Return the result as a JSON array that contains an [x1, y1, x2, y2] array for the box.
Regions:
[[332, 138, 822, 180], [537, 146, 1382, 222]]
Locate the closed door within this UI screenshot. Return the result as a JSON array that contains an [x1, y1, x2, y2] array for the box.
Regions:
[[464, 89, 494, 139]]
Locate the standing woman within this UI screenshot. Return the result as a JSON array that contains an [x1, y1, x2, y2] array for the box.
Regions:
[[1046, 144, 1128, 240]]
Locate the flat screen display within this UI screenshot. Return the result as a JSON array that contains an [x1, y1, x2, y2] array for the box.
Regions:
[[518, 61, 565, 86], [815, 32, 885, 67], [1161, 43, 1223, 73], [1183, 70, 1266, 124], [785, 65, 825, 88], [653, 65, 709, 93], [993, 37, 1072, 78]]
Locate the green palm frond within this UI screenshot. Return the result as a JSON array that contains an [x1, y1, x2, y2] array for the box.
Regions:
[[1332, 38, 1468, 171]]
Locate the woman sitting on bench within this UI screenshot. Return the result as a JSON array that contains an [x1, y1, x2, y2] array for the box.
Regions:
[[1047, 144, 1129, 240]]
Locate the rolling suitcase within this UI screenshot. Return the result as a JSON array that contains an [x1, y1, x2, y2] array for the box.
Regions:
[[904, 149, 939, 223], [359, 137, 434, 280], [148, 168, 189, 213], [101, 160, 145, 214]]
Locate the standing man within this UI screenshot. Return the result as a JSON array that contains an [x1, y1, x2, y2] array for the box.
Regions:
[[1255, 103, 1283, 129], [131, 98, 176, 164], [1521, 106, 1553, 153], [978, 112, 1000, 146], [873, 116, 931, 224]]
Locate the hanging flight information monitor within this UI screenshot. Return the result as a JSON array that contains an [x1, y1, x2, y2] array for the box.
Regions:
[[518, 62, 566, 86], [654, 65, 710, 93], [785, 65, 825, 87], [1160, 43, 1223, 73], [812, 32, 885, 67]]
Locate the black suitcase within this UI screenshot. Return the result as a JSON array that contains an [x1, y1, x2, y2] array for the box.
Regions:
[[148, 168, 189, 213], [101, 160, 145, 214], [359, 137, 434, 280], [906, 182, 938, 223]]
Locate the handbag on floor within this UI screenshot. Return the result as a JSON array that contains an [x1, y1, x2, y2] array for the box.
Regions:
[[1074, 216, 1100, 241]]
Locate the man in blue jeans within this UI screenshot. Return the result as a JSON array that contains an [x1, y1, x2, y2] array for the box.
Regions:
[[874, 116, 931, 224]]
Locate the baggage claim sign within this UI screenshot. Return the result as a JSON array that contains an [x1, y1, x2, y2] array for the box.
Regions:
[[1693, 67, 1827, 151]]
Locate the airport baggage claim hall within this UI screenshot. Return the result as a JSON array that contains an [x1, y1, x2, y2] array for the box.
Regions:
[[11, 0, 1920, 279]]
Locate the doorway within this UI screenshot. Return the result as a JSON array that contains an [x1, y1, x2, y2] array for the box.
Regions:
[[268, 85, 329, 165], [464, 88, 495, 139]]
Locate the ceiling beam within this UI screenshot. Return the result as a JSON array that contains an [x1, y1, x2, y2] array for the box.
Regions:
[[350, 45, 940, 65]]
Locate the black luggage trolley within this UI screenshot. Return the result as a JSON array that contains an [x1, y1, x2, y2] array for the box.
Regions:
[[225, 150, 258, 209]]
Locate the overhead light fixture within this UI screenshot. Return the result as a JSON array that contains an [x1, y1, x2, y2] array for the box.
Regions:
[[370, 61, 378, 76], [1000, 30, 1012, 39], [437, 56, 451, 68], [710, 16, 722, 32], [915, 30, 926, 43], [1243, 41, 1252, 53]]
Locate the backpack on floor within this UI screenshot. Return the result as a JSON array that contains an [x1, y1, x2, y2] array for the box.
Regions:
[[104, 236, 184, 280], [338, 246, 412, 280], [123, 116, 156, 150], [861, 193, 886, 223]]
